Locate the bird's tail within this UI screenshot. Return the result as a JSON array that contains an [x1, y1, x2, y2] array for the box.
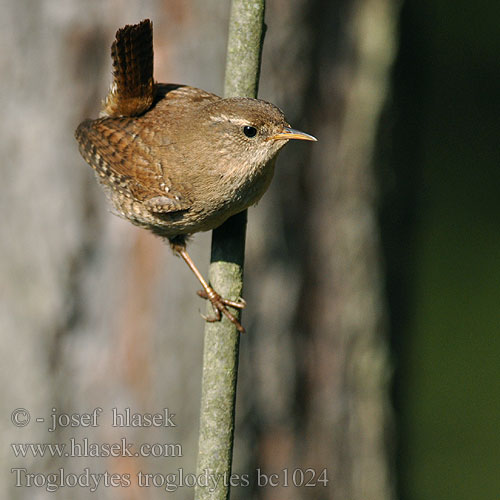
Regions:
[[102, 19, 155, 118]]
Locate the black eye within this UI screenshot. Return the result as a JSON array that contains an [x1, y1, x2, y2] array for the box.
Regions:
[[243, 125, 257, 138]]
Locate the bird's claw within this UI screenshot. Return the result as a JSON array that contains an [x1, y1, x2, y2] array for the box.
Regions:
[[197, 289, 246, 333], [196, 289, 246, 309]]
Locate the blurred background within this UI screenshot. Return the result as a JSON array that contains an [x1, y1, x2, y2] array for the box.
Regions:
[[0, 0, 498, 499]]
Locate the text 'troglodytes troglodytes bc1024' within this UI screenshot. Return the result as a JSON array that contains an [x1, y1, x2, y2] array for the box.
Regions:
[[75, 19, 316, 333]]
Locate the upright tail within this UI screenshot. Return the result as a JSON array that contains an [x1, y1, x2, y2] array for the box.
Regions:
[[102, 19, 155, 117]]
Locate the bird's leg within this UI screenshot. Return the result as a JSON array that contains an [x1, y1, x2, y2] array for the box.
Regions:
[[176, 246, 246, 333]]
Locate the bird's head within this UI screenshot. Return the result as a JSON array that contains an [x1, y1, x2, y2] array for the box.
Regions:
[[199, 98, 316, 172]]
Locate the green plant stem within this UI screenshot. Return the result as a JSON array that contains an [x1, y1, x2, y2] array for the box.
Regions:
[[194, 1, 265, 499]]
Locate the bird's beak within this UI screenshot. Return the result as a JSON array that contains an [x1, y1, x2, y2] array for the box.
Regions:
[[267, 126, 317, 142]]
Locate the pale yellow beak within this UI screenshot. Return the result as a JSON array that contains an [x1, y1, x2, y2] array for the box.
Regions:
[[268, 126, 317, 142]]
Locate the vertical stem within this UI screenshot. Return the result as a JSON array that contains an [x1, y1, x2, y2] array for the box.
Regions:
[[194, 1, 265, 500], [223, 0, 265, 98]]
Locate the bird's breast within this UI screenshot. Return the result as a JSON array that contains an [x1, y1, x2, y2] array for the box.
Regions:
[[194, 155, 277, 224]]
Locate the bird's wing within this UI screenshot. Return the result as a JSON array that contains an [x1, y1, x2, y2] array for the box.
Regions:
[[103, 19, 155, 117], [75, 117, 191, 213]]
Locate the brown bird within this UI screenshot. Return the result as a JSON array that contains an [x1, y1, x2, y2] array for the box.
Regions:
[[75, 19, 316, 333]]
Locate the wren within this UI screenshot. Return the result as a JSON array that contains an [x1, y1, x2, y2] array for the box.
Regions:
[[75, 19, 316, 333]]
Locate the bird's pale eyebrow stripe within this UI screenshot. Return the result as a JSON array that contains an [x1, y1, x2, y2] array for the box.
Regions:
[[209, 114, 252, 127]]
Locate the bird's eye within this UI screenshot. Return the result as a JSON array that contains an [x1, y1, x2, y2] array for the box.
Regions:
[[243, 126, 257, 138]]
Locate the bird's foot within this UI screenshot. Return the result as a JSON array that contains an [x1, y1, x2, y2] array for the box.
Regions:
[[196, 289, 246, 333]]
